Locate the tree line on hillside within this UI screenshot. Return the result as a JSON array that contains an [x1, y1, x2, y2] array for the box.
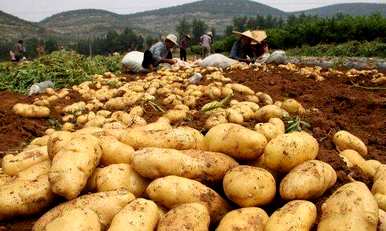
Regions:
[[0, 13, 385, 61]]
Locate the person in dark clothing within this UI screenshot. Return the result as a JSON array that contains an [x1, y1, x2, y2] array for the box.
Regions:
[[230, 30, 268, 63], [14, 40, 26, 62], [142, 34, 178, 70], [179, 34, 191, 61]]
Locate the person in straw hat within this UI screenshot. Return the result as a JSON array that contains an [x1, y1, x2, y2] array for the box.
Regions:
[[179, 34, 191, 61], [142, 34, 179, 70], [200, 31, 213, 58], [230, 30, 268, 63]]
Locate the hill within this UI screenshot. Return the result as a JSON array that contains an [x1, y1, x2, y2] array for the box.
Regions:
[[293, 3, 386, 17], [0, 10, 52, 42]]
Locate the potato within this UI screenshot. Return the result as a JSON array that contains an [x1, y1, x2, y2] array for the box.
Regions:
[[372, 165, 386, 210], [45, 208, 101, 231], [379, 209, 386, 231], [223, 166, 276, 207], [30, 136, 49, 146], [205, 108, 228, 129], [230, 83, 254, 95], [255, 105, 288, 122], [339, 150, 373, 176], [263, 131, 319, 172], [205, 123, 267, 160], [119, 126, 205, 150], [280, 160, 336, 200], [33, 190, 135, 231], [108, 199, 160, 231], [367, 160, 382, 176], [49, 134, 102, 199], [76, 127, 104, 137], [227, 108, 244, 124], [333, 130, 368, 156], [62, 122, 75, 131], [254, 118, 285, 141], [88, 164, 148, 197], [281, 99, 305, 115], [146, 176, 230, 222], [216, 207, 269, 231], [265, 200, 317, 231], [99, 135, 135, 165], [17, 160, 51, 181], [0, 175, 54, 221], [2, 146, 48, 176], [47, 131, 73, 159], [164, 109, 187, 123], [132, 148, 238, 182], [157, 203, 210, 231], [13, 103, 50, 118], [256, 92, 273, 105], [318, 182, 379, 231]]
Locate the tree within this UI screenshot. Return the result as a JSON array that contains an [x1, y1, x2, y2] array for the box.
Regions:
[[192, 19, 208, 43], [176, 17, 192, 37]]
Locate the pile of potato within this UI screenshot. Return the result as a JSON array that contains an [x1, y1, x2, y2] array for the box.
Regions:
[[5, 65, 385, 230]]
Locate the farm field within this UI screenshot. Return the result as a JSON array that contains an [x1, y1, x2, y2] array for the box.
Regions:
[[0, 59, 385, 230]]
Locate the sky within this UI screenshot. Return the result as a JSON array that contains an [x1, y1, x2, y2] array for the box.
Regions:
[[1, 0, 385, 22]]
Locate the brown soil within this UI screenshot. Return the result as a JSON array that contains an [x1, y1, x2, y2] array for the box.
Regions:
[[0, 65, 385, 230]]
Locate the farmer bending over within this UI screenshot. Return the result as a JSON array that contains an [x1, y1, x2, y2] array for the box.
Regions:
[[230, 30, 268, 63], [142, 34, 178, 71]]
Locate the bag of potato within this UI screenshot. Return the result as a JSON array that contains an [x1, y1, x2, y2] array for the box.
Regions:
[[121, 51, 147, 73], [199, 54, 238, 69]]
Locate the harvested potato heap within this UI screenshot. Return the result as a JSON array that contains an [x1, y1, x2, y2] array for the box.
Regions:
[[4, 67, 384, 230]]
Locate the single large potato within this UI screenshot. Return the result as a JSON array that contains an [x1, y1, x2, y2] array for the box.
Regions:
[[99, 136, 135, 165], [254, 118, 285, 141], [157, 203, 210, 231], [0, 175, 54, 221], [333, 130, 368, 157], [33, 190, 135, 231], [205, 123, 267, 160], [265, 200, 317, 231], [133, 148, 238, 182], [255, 105, 288, 122], [88, 164, 148, 197], [118, 126, 205, 150], [108, 199, 160, 231], [280, 160, 337, 200], [339, 150, 373, 176], [263, 131, 319, 172], [281, 99, 305, 115], [216, 207, 269, 231], [146, 176, 230, 222], [318, 182, 379, 231], [2, 146, 48, 176], [223, 166, 276, 207], [45, 208, 101, 231]]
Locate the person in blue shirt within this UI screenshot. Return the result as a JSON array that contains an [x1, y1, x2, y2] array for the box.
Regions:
[[142, 34, 178, 70]]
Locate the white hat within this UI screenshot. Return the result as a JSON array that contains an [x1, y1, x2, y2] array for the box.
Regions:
[[165, 34, 178, 46], [233, 30, 267, 44], [207, 31, 213, 36]]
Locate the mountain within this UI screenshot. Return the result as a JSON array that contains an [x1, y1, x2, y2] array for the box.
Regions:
[[0, 10, 52, 42], [125, 0, 286, 34], [293, 3, 386, 17]]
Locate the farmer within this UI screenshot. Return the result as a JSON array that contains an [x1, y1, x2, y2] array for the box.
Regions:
[[230, 30, 268, 63], [12, 40, 26, 62], [179, 34, 191, 61], [200, 32, 213, 58], [142, 34, 179, 70]]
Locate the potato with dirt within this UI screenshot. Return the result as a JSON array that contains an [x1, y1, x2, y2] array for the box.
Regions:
[[146, 176, 230, 222], [223, 166, 276, 207], [263, 131, 319, 172], [157, 203, 210, 231], [205, 123, 267, 160], [333, 130, 368, 156], [379, 209, 386, 231], [47, 131, 73, 158], [17, 160, 50, 181], [132, 148, 238, 182], [254, 118, 285, 141], [33, 190, 135, 231], [108, 199, 160, 231], [12, 103, 50, 118], [45, 208, 101, 231], [99, 135, 135, 165], [339, 149, 374, 176], [49, 133, 102, 199], [372, 165, 386, 211], [216, 207, 269, 231], [255, 105, 288, 122], [281, 99, 306, 115], [117, 126, 205, 150], [318, 182, 379, 231], [2, 146, 48, 176], [265, 200, 317, 231], [88, 164, 148, 197], [280, 160, 337, 200], [0, 175, 54, 221]]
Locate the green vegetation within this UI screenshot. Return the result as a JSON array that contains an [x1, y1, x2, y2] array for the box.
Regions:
[[0, 51, 122, 94]]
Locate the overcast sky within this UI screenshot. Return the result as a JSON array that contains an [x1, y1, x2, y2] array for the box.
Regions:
[[1, 0, 385, 22]]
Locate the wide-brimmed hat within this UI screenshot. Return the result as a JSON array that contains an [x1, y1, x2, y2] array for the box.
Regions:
[[233, 30, 267, 44], [207, 31, 213, 37], [185, 34, 192, 39], [165, 34, 179, 46]]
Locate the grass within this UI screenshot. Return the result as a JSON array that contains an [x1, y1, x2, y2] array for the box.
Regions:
[[0, 51, 122, 94]]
